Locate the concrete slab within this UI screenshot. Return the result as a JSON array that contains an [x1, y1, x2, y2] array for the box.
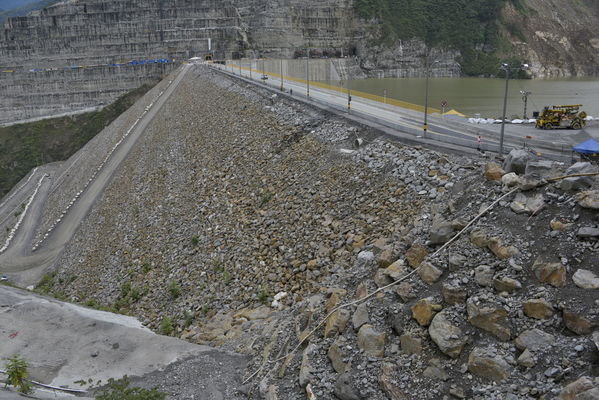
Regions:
[[0, 285, 242, 395]]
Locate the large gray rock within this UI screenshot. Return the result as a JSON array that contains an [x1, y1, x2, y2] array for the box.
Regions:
[[573, 269, 599, 289], [428, 312, 467, 358], [525, 160, 557, 177], [559, 162, 598, 191], [510, 192, 545, 214], [467, 347, 511, 381], [429, 219, 455, 245], [514, 328, 555, 351], [503, 149, 531, 174], [577, 227, 599, 239], [577, 190, 599, 209], [335, 373, 362, 400]]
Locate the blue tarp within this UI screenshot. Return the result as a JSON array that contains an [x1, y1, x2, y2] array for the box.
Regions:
[[573, 139, 599, 154]]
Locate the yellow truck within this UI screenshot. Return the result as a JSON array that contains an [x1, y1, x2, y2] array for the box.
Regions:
[[535, 104, 587, 130]]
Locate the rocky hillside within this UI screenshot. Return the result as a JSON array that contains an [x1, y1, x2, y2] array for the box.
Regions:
[[358, 0, 599, 78], [37, 65, 599, 399], [502, 0, 599, 78]]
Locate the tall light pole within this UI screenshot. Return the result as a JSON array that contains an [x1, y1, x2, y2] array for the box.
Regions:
[[499, 63, 529, 157], [423, 59, 440, 138], [280, 58, 284, 91], [520, 90, 531, 119], [347, 59, 352, 113], [306, 48, 310, 98]]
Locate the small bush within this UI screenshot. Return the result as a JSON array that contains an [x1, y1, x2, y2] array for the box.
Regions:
[[257, 287, 269, 304], [191, 235, 199, 245], [184, 311, 194, 328], [142, 262, 152, 274], [160, 317, 174, 335], [95, 376, 166, 400], [169, 281, 181, 299], [120, 281, 131, 298], [130, 287, 141, 302], [222, 270, 232, 284], [4, 354, 32, 394]]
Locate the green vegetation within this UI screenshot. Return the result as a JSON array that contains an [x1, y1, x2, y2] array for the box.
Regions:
[[354, 0, 527, 76], [35, 271, 57, 294], [257, 286, 269, 304], [4, 354, 32, 394], [0, 81, 158, 198], [159, 316, 174, 335], [191, 235, 199, 245], [169, 280, 181, 299], [142, 262, 152, 274], [222, 270, 232, 285], [95, 376, 166, 400], [183, 310, 194, 328]]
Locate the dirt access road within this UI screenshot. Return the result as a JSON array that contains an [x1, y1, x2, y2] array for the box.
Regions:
[[0, 64, 191, 288]]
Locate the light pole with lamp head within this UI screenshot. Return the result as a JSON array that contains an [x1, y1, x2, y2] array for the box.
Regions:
[[423, 59, 440, 138], [520, 90, 532, 119], [306, 48, 310, 98], [499, 62, 529, 157]]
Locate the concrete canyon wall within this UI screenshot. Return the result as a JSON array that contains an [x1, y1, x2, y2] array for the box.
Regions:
[[0, 0, 367, 124], [1, 0, 597, 124]]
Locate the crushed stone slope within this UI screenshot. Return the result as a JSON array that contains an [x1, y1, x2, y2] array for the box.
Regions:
[[42, 66, 599, 399]]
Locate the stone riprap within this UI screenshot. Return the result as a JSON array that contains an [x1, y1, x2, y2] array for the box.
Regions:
[[38, 66, 599, 399]]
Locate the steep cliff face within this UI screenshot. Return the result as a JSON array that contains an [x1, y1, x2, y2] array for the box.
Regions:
[[502, 0, 599, 78], [1, 0, 598, 124], [0, 0, 359, 124]]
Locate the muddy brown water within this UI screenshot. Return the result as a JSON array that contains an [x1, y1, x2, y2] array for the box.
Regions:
[[326, 77, 599, 119]]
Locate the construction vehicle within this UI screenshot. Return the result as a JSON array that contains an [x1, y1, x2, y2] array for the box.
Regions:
[[535, 104, 587, 130]]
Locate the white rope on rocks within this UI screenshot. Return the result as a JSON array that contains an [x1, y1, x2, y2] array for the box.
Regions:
[[242, 186, 520, 385]]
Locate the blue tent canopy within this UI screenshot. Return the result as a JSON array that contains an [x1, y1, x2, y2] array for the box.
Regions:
[[573, 139, 599, 154]]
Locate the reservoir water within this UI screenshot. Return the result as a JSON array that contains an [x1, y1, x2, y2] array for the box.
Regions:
[[330, 77, 599, 119]]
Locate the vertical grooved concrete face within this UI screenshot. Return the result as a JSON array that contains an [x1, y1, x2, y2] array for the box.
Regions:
[[0, 0, 359, 124]]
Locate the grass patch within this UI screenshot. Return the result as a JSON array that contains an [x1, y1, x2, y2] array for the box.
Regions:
[[159, 317, 174, 335], [169, 280, 181, 299]]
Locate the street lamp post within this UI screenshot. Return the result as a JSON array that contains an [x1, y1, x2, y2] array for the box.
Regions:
[[520, 90, 532, 119], [423, 59, 440, 137], [306, 48, 310, 98], [347, 61, 352, 113], [280, 58, 284, 91], [499, 63, 529, 157]]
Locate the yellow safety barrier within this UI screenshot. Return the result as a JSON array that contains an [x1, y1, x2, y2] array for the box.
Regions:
[[225, 63, 440, 114]]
